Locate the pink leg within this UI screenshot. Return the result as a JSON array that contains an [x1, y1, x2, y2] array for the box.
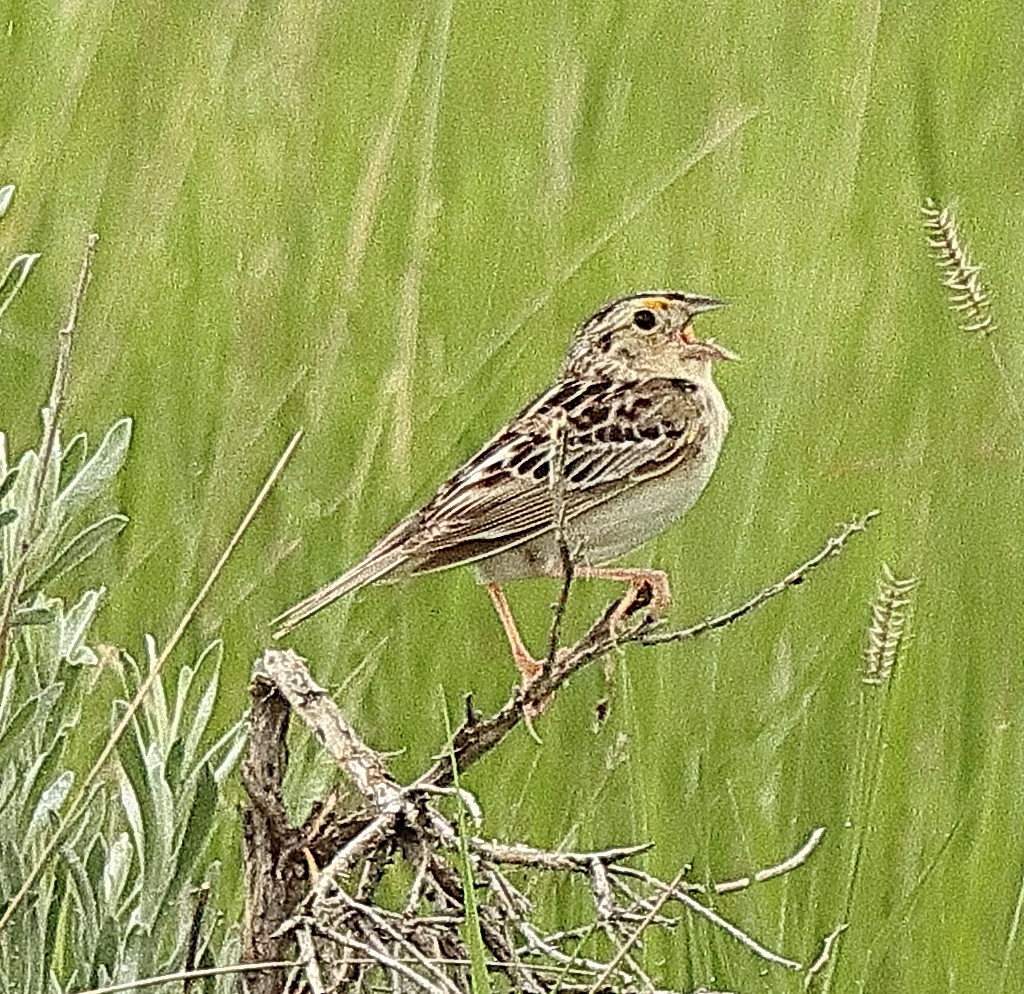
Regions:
[[486, 583, 543, 683], [569, 566, 672, 628]]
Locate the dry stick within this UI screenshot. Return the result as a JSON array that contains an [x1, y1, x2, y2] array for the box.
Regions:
[[599, 828, 823, 902], [305, 920, 450, 994], [472, 839, 653, 870], [578, 829, 826, 970], [281, 961, 303, 994], [255, 649, 469, 915], [586, 864, 656, 994], [585, 866, 688, 994], [331, 887, 463, 994], [295, 927, 326, 994], [305, 806, 403, 904], [517, 921, 631, 982], [253, 648, 397, 807], [546, 412, 573, 667], [589, 860, 615, 920], [69, 960, 302, 994], [258, 518, 866, 982], [0, 430, 304, 934], [612, 868, 802, 971], [602, 921, 655, 994], [317, 956, 601, 979], [422, 510, 880, 788], [641, 511, 880, 646], [487, 864, 592, 993], [804, 923, 848, 989], [0, 233, 98, 669], [702, 826, 826, 896], [479, 868, 541, 994], [254, 648, 410, 905]]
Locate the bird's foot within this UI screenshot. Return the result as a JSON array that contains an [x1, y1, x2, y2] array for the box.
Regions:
[[571, 567, 671, 635]]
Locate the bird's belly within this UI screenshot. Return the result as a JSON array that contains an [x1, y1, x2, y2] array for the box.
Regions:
[[573, 448, 720, 564], [475, 432, 725, 584]]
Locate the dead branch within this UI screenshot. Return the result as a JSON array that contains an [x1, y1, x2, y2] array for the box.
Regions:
[[252, 650, 397, 808], [241, 513, 877, 992], [245, 657, 829, 993], [240, 681, 307, 991]]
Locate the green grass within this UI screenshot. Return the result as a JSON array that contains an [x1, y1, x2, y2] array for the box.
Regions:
[[4, 0, 1024, 990]]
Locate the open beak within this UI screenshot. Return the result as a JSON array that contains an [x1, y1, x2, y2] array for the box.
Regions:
[[703, 339, 740, 361], [686, 295, 728, 315], [681, 297, 737, 359]]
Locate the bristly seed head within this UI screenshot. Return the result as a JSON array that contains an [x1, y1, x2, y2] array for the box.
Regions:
[[864, 564, 918, 685], [921, 198, 995, 336]]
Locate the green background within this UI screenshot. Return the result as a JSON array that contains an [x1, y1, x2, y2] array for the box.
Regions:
[[3, 0, 1024, 989]]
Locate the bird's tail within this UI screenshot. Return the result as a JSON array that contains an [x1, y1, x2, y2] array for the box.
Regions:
[[271, 545, 408, 639]]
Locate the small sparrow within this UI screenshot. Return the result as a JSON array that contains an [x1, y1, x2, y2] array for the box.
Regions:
[[273, 291, 736, 679]]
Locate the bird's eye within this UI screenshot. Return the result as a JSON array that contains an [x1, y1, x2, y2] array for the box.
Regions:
[[633, 309, 656, 330]]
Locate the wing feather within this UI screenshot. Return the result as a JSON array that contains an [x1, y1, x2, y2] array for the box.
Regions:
[[402, 377, 706, 566], [272, 376, 708, 634]]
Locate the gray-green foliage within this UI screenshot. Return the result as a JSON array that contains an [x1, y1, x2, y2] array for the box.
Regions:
[[0, 190, 243, 992], [0, 184, 40, 330], [0, 624, 243, 992]]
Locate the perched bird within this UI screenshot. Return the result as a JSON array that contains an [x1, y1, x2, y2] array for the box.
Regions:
[[273, 291, 736, 679]]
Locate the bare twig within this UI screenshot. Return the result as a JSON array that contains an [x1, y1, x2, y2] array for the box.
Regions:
[[472, 839, 653, 869], [241, 680, 305, 981], [307, 806, 403, 903], [296, 926, 326, 994], [69, 959, 302, 994], [306, 919, 450, 994], [0, 232, 98, 669], [804, 922, 848, 989], [336, 887, 463, 994], [420, 511, 879, 788], [642, 511, 879, 646], [711, 827, 826, 894], [589, 862, 614, 921], [517, 920, 632, 982], [588, 867, 689, 994], [251, 683, 818, 993], [546, 411, 574, 666], [254, 648, 397, 808], [246, 510, 872, 993], [619, 872, 802, 971]]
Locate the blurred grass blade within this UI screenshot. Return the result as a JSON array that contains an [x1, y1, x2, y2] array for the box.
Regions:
[[24, 514, 129, 595]]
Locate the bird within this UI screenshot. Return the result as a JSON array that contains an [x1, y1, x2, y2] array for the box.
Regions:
[[272, 290, 736, 681]]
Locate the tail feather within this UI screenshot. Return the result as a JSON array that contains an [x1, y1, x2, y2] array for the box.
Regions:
[[271, 546, 409, 639]]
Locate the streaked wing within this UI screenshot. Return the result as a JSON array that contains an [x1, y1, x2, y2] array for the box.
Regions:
[[400, 376, 707, 568]]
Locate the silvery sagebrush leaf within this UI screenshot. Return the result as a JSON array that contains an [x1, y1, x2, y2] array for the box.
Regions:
[[53, 418, 132, 525], [0, 252, 41, 327]]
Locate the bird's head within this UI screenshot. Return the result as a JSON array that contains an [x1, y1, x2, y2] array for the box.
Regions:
[[562, 291, 736, 380]]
